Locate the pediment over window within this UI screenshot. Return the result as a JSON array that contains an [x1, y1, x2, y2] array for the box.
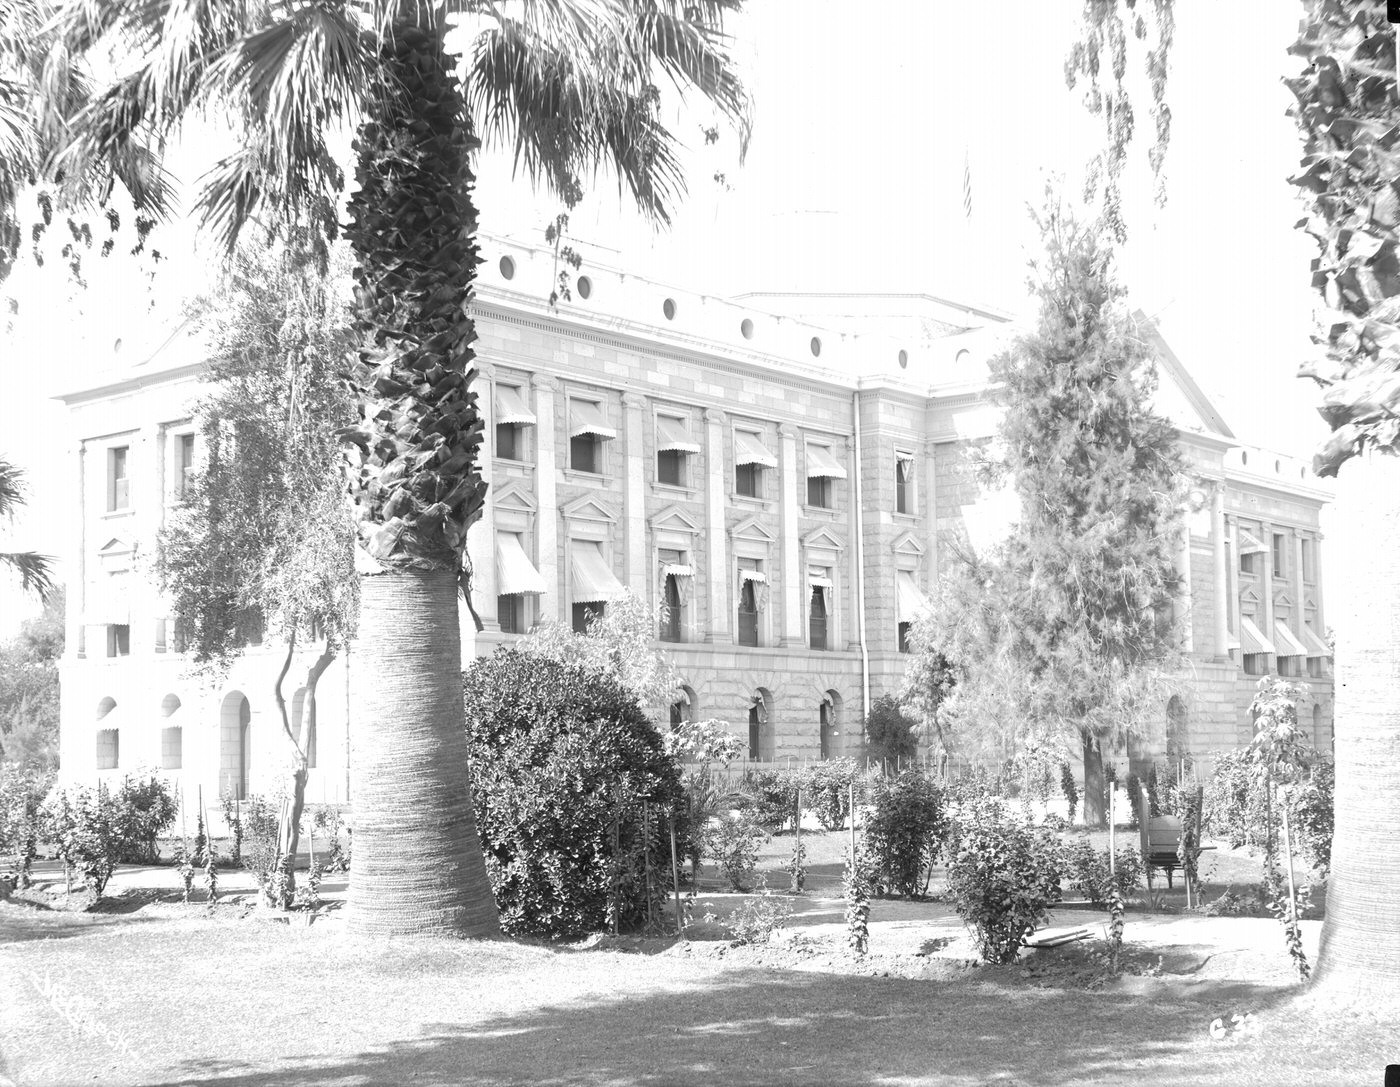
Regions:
[[650, 503, 702, 536], [492, 483, 538, 516], [560, 494, 620, 525], [730, 515, 777, 545], [1274, 591, 1295, 609], [801, 526, 846, 554], [891, 531, 925, 559], [98, 537, 136, 572], [1240, 586, 1262, 607]]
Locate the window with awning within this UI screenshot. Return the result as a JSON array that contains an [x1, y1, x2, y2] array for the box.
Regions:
[[805, 444, 847, 480], [734, 430, 778, 468], [496, 533, 547, 596], [495, 385, 536, 426], [656, 416, 700, 454], [571, 542, 626, 604], [569, 399, 616, 440], [1273, 621, 1309, 658], [82, 573, 131, 627], [1237, 530, 1267, 554], [1301, 625, 1332, 658], [1238, 616, 1277, 655], [896, 571, 930, 623]]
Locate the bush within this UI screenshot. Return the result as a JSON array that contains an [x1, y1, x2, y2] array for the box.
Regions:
[[1202, 748, 1332, 871], [722, 889, 791, 944], [805, 758, 860, 830], [864, 770, 947, 898], [740, 768, 800, 832], [945, 798, 1064, 964], [112, 772, 178, 864], [703, 809, 767, 891], [0, 764, 52, 887], [1288, 761, 1334, 873], [1063, 836, 1143, 907], [239, 794, 288, 904], [462, 649, 687, 938], [864, 694, 919, 765], [42, 782, 122, 897]]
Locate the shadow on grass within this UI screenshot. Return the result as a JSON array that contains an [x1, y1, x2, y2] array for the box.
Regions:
[[0, 903, 158, 944], [141, 963, 1303, 1087]]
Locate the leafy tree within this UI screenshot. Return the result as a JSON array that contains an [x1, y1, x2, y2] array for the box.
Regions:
[[863, 694, 920, 766], [0, 458, 54, 599], [0, 589, 64, 770], [44, 0, 749, 939], [157, 235, 357, 883], [1065, 0, 1175, 243], [916, 195, 1185, 825], [515, 591, 678, 711], [1286, 0, 1400, 996]]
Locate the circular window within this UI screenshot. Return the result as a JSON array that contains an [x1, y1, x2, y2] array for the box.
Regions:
[[662, 298, 677, 321], [498, 255, 516, 280], [1275, 459, 1281, 473], [1241, 451, 1249, 466], [810, 336, 822, 357], [897, 349, 908, 369], [740, 318, 754, 340], [576, 275, 593, 300], [1300, 466, 1307, 479]]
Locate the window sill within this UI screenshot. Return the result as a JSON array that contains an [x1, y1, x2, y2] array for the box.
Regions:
[[802, 505, 838, 518], [563, 468, 609, 486], [101, 508, 135, 519], [652, 482, 699, 501]]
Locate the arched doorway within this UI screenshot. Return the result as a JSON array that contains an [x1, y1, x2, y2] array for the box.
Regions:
[[220, 692, 252, 800], [819, 690, 842, 760], [747, 688, 773, 762]]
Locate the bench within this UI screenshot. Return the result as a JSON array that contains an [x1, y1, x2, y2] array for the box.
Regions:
[[1136, 784, 1212, 895]]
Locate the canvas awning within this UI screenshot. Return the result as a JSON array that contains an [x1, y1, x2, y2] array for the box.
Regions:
[[1273, 621, 1310, 658], [571, 544, 626, 603], [1302, 625, 1333, 658], [656, 416, 701, 454], [82, 575, 131, 626], [569, 401, 616, 440], [807, 566, 833, 589], [896, 571, 931, 623], [1237, 529, 1267, 555], [739, 568, 767, 583], [734, 430, 778, 468], [495, 534, 547, 595], [495, 385, 536, 426], [661, 563, 693, 579], [1239, 616, 1277, 655], [805, 444, 848, 480]]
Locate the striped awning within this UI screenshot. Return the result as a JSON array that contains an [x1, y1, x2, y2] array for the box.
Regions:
[[805, 444, 848, 480], [734, 430, 778, 468], [1273, 621, 1309, 658], [1237, 529, 1267, 555], [661, 563, 693, 579], [896, 571, 930, 623], [571, 543, 626, 604], [495, 385, 536, 426], [1239, 616, 1277, 655], [739, 568, 767, 583], [656, 416, 701, 454], [1302, 625, 1333, 658], [495, 533, 546, 595], [82, 574, 131, 626], [569, 400, 616, 440]]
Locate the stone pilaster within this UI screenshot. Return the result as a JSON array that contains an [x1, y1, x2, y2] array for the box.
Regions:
[[704, 409, 729, 643], [1177, 513, 1194, 654], [623, 392, 648, 598], [778, 424, 801, 646], [1212, 483, 1229, 659], [531, 375, 559, 621]]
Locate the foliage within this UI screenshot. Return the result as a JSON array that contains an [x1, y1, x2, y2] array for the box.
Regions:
[[900, 647, 957, 748], [1060, 762, 1079, 824], [462, 649, 686, 937], [1063, 837, 1143, 907], [0, 763, 51, 886], [220, 795, 245, 866], [1065, 0, 1175, 242], [863, 695, 920, 766], [41, 782, 120, 898], [843, 850, 874, 955], [863, 770, 948, 899], [112, 772, 178, 864], [0, 588, 63, 771], [663, 718, 743, 769], [944, 798, 1065, 965], [1287, 5, 1400, 474], [239, 794, 287, 905], [805, 758, 861, 830], [516, 592, 679, 710], [914, 195, 1184, 824], [0, 456, 55, 600], [722, 888, 791, 946], [739, 769, 800, 833], [786, 835, 807, 894], [702, 810, 767, 893], [1289, 761, 1334, 873]]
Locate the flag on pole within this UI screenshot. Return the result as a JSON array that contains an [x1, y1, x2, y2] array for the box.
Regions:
[[962, 147, 973, 219]]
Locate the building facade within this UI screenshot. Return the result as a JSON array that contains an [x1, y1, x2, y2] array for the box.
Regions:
[[55, 236, 1333, 810]]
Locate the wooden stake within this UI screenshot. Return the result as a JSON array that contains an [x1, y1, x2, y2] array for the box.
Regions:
[[794, 785, 802, 888], [668, 810, 683, 937], [848, 781, 857, 860], [1108, 786, 1116, 878], [1280, 784, 1300, 930]]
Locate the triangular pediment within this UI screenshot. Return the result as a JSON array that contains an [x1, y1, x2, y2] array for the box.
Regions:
[[492, 482, 537, 514], [1304, 595, 1318, 612], [99, 537, 134, 556], [730, 515, 778, 544], [1274, 591, 1295, 608], [801, 526, 846, 553], [1136, 311, 1235, 440], [1240, 586, 1261, 605], [891, 531, 925, 558], [560, 494, 619, 524], [650, 503, 702, 535]]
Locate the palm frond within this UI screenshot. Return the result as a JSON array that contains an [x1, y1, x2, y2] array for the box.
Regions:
[[0, 549, 56, 599]]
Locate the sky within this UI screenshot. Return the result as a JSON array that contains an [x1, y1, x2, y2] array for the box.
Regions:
[[0, 0, 1332, 631]]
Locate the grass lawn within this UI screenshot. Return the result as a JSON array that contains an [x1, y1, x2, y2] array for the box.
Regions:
[[1, 855, 1389, 1087]]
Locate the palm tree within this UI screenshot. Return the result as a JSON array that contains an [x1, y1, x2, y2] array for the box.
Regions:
[[43, 0, 749, 939], [1288, 3, 1400, 994], [0, 457, 54, 599]]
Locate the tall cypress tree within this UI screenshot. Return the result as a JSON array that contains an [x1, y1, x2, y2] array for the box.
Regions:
[[918, 196, 1185, 824]]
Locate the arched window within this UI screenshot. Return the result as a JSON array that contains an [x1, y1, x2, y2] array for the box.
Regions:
[[160, 694, 182, 770], [221, 692, 252, 800]]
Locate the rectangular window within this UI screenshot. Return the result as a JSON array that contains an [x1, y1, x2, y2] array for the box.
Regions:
[[1308, 656, 1327, 679], [96, 729, 120, 770], [1272, 534, 1287, 578], [736, 462, 760, 498], [657, 450, 686, 487], [659, 548, 686, 644], [1240, 551, 1259, 576], [1243, 652, 1269, 676], [572, 601, 603, 634], [161, 726, 182, 770], [570, 434, 601, 474], [174, 434, 196, 499], [107, 624, 130, 658], [495, 384, 535, 462], [895, 455, 915, 515], [498, 594, 525, 634], [737, 561, 762, 648], [805, 443, 846, 509], [1301, 538, 1316, 583], [569, 398, 614, 474], [656, 415, 698, 487], [898, 621, 912, 654], [807, 476, 832, 508], [809, 586, 828, 651], [108, 446, 130, 510], [660, 573, 682, 642], [734, 429, 775, 498], [497, 422, 521, 461]]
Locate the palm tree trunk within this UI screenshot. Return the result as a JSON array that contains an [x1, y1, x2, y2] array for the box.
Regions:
[[1314, 449, 1400, 994], [348, 568, 497, 937], [1082, 731, 1107, 828]]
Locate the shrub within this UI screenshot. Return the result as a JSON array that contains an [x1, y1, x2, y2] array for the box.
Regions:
[[1288, 761, 1334, 873], [864, 770, 947, 898], [239, 794, 288, 906], [863, 694, 919, 766], [740, 768, 800, 832], [1063, 836, 1143, 907], [805, 758, 860, 830], [462, 649, 687, 938], [41, 782, 122, 898], [0, 764, 52, 887], [723, 889, 792, 945], [1059, 762, 1078, 824], [703, 809, 767, 892], [944, 798, 1064, 964], [663, 718, 743, 768], [1202, 746, 1332, 870], [112, 772, 178, 864]]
